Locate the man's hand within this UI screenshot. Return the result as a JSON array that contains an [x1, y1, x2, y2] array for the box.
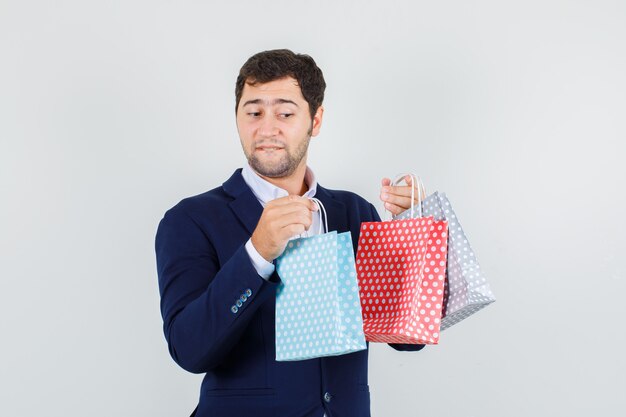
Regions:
[[251, 195, 318, 262], [379, 175, 422, 216]]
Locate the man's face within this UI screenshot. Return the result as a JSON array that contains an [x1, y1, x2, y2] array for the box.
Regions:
[[236, 76, 323, 178]]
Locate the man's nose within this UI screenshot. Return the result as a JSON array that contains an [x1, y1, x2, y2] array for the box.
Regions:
[[258, 115, 279, 137]]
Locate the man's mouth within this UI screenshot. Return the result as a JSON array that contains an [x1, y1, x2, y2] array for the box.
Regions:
[[256, 145, 284, 151]]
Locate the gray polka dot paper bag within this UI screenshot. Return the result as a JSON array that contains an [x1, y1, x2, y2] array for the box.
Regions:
[[396, 191, 496, 331], [356, 217, 449, 344], [275, 231, 367, 361]]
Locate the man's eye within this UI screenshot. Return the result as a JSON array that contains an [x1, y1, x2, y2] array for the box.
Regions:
[[248, 112, 261, 117], [279, 113, 294, 118]]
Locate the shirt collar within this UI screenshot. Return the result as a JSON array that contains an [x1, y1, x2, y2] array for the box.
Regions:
[[241, 162, 318, 207]]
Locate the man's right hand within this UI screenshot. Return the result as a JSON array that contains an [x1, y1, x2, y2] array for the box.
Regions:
[[251, 195, 318, 262]]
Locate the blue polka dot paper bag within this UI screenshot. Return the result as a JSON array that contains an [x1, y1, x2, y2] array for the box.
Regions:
[[275, 231, 367, 361]]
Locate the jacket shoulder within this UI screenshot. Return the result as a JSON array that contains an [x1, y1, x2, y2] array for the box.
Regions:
[[162, 185, 231, 222]]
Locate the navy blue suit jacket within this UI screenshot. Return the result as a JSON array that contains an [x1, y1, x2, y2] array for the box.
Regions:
[[155, 170, 424, 417]]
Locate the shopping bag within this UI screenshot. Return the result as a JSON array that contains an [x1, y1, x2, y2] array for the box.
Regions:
[[395, 177, 496, 331], [355, 181, 448, 344], [275, 199, 366, 361]]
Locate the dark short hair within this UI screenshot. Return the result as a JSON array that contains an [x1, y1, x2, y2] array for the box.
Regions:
[[235, 49, 326, 119]]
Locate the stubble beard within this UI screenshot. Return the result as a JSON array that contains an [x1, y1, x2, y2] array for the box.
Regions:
[[245, 124, 313, 178], [247, 136, 310, 178]]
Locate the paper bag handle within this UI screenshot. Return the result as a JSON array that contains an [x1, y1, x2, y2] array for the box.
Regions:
[[310, 197, 328, 235]]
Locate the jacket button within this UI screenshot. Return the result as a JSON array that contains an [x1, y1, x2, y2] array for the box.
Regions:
[[323, 392, 332, 403], [245, 289, 252, 297], [236, 300, 243, 307], [240, 294, 248, 302], [230, 305, 238, 314]]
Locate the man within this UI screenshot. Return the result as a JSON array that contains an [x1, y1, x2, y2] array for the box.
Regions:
[[156, 49, 422, 417]]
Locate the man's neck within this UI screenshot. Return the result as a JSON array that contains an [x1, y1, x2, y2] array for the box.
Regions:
[[256, 163, 308, 196]]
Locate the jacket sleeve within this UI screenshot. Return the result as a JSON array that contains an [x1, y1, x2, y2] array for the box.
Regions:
[[367, 203, 426, 353], [155, 206, 280, 373]]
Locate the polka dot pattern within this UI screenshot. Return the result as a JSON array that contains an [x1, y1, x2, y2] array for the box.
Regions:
[[355, 217, 449, 344], [395, 192, 496, 331], [275, 231, 367, 361]]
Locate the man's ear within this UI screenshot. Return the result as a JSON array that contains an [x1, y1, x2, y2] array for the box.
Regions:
[[310, 106, 324, 137]]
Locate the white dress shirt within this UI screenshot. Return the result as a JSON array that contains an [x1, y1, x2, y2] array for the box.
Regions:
[[242, 162, 320, 279]]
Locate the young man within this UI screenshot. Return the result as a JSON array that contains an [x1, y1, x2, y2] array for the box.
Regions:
[[156, 49, 422, 417]]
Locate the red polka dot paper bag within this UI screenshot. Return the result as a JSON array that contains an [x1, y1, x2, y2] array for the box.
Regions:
[[395, 191, 496, 331], [355, 217, 449, 344]]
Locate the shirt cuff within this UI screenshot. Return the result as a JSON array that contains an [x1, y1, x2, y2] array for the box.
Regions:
[[245, 238, 275, 280]]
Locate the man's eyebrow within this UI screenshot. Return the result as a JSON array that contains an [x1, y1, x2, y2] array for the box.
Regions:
[[242, 98, 299, 107]]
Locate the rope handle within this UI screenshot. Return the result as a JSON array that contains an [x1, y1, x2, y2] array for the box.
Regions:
[[309, 197, 328, 235]]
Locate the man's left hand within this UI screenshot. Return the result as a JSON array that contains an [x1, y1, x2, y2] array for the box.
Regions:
[[379, 175, 421, 216]]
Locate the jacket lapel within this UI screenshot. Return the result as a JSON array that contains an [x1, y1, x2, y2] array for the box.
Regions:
[[223, 169, 263, 236]]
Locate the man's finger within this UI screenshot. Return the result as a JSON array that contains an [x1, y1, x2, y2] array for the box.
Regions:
[[269, 195, 318, 211], [287, 210, 314, 227], [270, 204, 316, 223], [281, 223, 307, 239], [390, 176, 426, 199], [380, 193, 413, 211], [381, 184, 420, 199], [383, 201, 409, 216]]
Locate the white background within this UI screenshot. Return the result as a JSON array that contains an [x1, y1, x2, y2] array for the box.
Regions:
[[1, 1, 625, 416]]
